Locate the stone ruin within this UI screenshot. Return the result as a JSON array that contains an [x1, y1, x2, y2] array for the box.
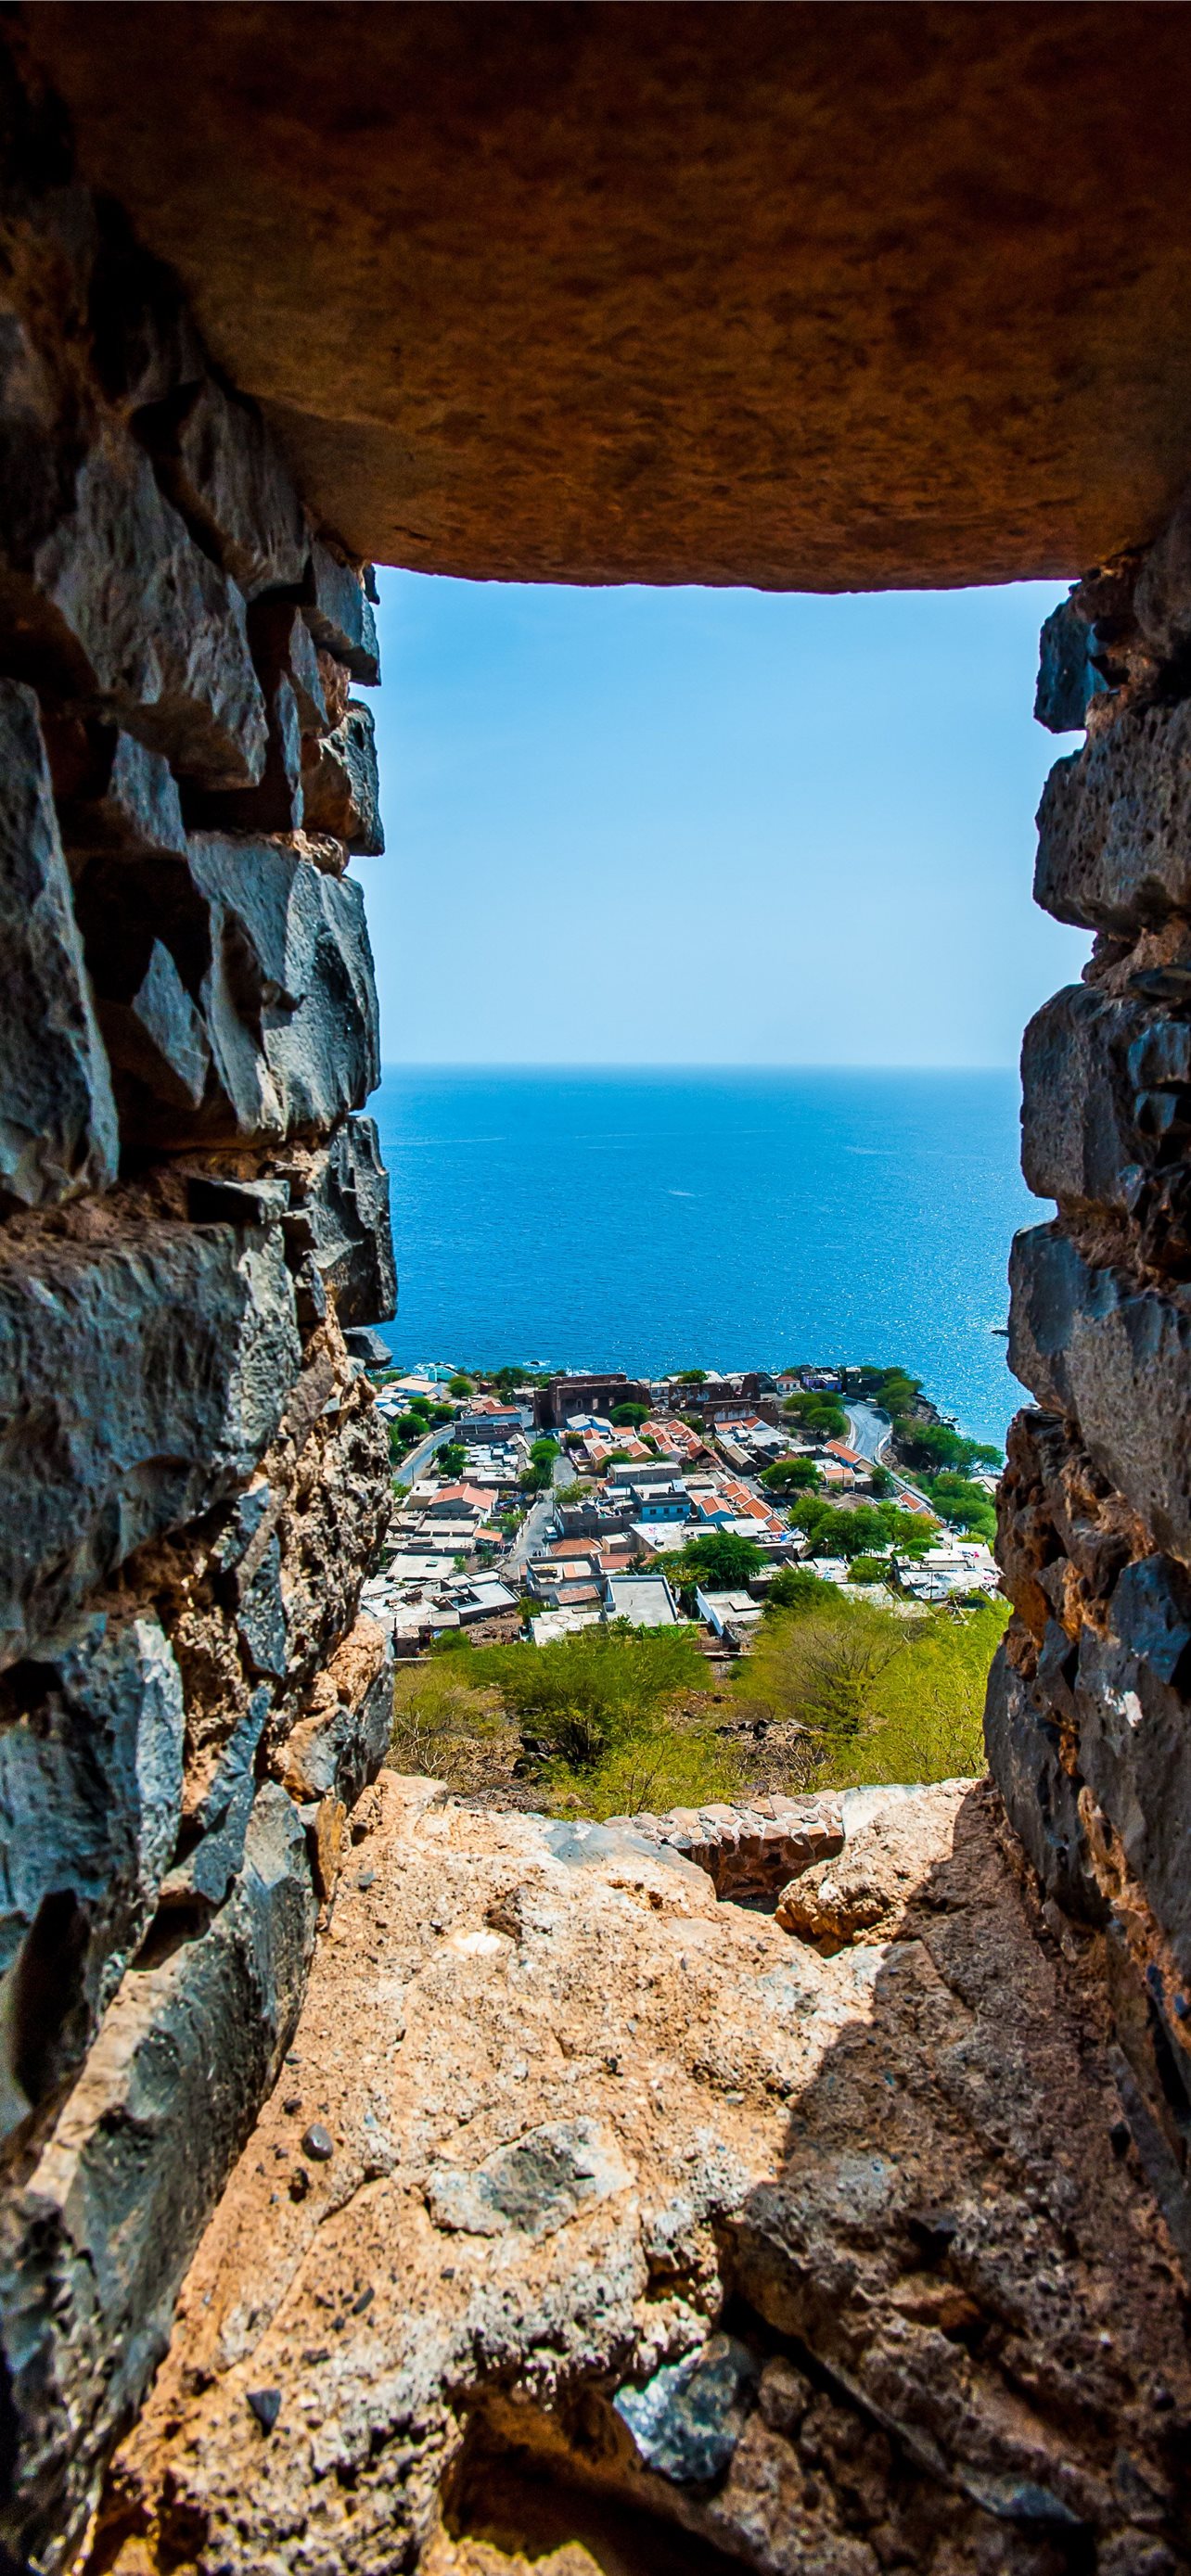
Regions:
[[2, 6, 1191, 2572]]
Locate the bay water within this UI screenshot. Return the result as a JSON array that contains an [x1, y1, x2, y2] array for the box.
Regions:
[[370, 1066, 1041, 1447]]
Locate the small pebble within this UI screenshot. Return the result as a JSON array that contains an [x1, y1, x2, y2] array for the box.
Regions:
[[247, 2388, 281, 2435], [302, 2123, 335, 2162], [352, 2286, 375, 2315], [289, 2168, 310, 2201], [358, 1868, 377, 1889], [724, 2089, 745, 2104], [283, 2096, 302, 2115]]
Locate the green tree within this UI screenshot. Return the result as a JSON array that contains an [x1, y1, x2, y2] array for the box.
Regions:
[[782, 1392, 847, 1440], [437, 1441, 467, 1478], [674, 1530, 763, 1588], [395, 1409, 429, 1443], [761, 1456, 822, 1495], [675, 1369, 708, 1384], [917, 1471, 997, 1545], [869, 1463, 894, 1498], [448, 1373, 474, 1397], [610, 1402, 648, 1426], [897, 1419, 1001, 1476]]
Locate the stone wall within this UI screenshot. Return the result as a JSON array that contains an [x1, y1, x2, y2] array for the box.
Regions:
[[0, 44, 396, 2573], [992, 505, 1191, 2259]]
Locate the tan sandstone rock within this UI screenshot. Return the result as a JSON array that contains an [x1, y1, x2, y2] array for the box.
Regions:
[[90, 1776, 1191, 2576]]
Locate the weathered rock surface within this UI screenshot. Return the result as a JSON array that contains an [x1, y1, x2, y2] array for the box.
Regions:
[[0, 1202, 301, 1668], [0, 423, 269, 789], [281, 1115, 397, 1328], [0, 1613, 186, 2139], [140, 373, 310, 602], [608, 1792, 843, 1904], [31, 7, 1191, 587], [301, 698, 384, 853], [89, 1776, 1191, 2576], [1007, 1224, 1191, 1566], [1034, 698, 1191, 933], [74, 833, 380, 1149], [0, 678, 119, 1209], [0, 1782, 316, 2576]]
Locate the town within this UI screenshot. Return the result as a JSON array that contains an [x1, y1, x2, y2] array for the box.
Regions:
[[344, 1343, 1003, 1657]]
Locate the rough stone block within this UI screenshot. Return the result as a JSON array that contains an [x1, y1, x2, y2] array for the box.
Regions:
[[1133, 483, 1191, 663], [160, 1684, 271, 1911], [1008, 1224, 1191, 1564], [301, 540, 380, 683], [0, 1210, 301, 1668], [279, 1617, 392, 1808], [186, 666, 304, 836], [74, 835, 380, 1150], [52, 721, 187, 861], [0, 1613, 186, 2142], [1034, 594, 1107, 733], [0, 1782, 315, 2575], [301, 698, 383, 853], [983, 1637, 1102, 1923], [1019, 983, 1145, 1213], [1075, 1556, 1191, 1978], [0, 424, 268, 789], [187, 835, 380, 1137], [1034, 697, 1191, 932], [0, 679, 119, 1208], [343, 1324, 391, 1369], [97, 935, 211, 1112], [142, 375, 309, 600], [285, 1116, 396, 1326]]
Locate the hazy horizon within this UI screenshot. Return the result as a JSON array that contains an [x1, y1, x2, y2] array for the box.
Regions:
[[358, 572, 1091, 1071]]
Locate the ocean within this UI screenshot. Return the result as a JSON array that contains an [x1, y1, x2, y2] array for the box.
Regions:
[[369, 1067, 1041, 1449]]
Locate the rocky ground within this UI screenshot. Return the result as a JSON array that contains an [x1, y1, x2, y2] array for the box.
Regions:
[[88, 1775, 1191, 2576]]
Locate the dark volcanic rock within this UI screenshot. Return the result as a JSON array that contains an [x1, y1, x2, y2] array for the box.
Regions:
[[301, 542, 379, 683], [1008, 1224, 1191, 1565], [75, 835, 380, 1150], [615, 2334, 759, 2485], [0, 1613, 186, 2140], [1074, 1554, 1191, 1980], [54, 722, 188, 861], [286, 1117, 396, 1326], [0, 1782, 315, 2576], [1019, 982, 1146, 1214], [1034, 698, 1191, 932], [0, 424, 268, 788], [279, 1624, 392, 1808], [160, 1685, 271, 1912], [0, 1210, 301, 1669], [301, 699, 383, 853], [0, 679, 119, 1208], [186, 835, 380, 1138], [1034, 593, 1107, 734], [140, 374, 309, 601], [96, 936, 211, 1113], [984, 1636, 1103, 1922]]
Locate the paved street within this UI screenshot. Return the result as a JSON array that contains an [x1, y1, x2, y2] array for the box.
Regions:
[[844, 1400, 891, 1461]]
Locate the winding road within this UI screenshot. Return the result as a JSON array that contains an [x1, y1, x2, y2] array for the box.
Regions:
[[844, 1400, 891, 1463]]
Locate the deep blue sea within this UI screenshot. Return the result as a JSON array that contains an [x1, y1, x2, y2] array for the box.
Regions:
[[370, 1068, 1041, 1448]]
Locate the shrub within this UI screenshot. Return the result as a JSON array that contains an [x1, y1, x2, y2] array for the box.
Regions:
[[448, 1373, 474, 1396], [745, 1594, 1008, 1788], [468, 1620, 705, 1771], [762, 1567, 840, 1617], [389, 1659, 513, 1789]]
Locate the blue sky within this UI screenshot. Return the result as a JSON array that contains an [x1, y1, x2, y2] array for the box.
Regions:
[[357, 573, 1089, 1067]]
